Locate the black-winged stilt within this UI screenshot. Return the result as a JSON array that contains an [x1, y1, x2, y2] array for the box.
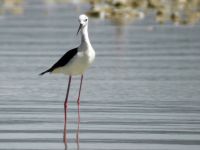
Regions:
[[39, 14, 95, 143]]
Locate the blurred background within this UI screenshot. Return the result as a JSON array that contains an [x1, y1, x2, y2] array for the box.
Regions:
[[0, 0, 200, 150], [0, 0, 200, 25]]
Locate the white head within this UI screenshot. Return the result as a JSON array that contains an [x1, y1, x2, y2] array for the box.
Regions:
[[79, 14, 88, 26], [77, 14, 89, 35]]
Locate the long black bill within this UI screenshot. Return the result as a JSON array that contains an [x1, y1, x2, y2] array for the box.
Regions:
[[77, 24, 82, 36]]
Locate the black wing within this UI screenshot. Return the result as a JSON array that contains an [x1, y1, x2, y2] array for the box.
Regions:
[[39, 48, 78, 75]]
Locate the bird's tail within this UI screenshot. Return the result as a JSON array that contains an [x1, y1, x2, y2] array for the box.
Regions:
[[39, 69, 51, 75]]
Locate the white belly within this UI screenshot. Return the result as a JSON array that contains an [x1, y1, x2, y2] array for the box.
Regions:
[[52, 50, 95, 75]]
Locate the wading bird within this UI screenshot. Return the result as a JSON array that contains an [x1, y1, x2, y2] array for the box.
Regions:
[[39, 14, 95, 143]]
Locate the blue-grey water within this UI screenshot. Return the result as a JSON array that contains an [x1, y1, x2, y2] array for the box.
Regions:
[[0, 1, 200, 150]]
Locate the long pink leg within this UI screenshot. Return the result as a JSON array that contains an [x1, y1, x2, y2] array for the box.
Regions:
[[63, 75, 72, 144], [77, 75, 83, 104], [76, 75, 82, 149]]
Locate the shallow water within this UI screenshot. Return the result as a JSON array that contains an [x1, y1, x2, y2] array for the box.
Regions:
[[0, 1, 200, 150]]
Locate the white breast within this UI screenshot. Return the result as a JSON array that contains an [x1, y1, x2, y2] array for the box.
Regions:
[[52, 48, 95, 75]]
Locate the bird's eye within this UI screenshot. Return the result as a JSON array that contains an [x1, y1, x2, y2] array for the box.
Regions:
[[84, 19, 87, 22]]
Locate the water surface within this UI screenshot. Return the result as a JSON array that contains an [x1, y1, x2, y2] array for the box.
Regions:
[[0, 1, 200, 150]]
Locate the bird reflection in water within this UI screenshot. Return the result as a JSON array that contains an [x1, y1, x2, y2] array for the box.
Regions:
[[63, 102, 81, 150], [76, 102, 81, 150]]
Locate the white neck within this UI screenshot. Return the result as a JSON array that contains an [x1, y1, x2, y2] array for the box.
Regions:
[[80, 25, 92, 49]]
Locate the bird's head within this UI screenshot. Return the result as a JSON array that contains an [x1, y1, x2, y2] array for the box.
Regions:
[[77, 14, 88, 35]]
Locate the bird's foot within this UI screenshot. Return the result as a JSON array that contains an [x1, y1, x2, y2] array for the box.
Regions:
[[64, 102, 68, 108], [63, 132, 67, 144], [77, 99, 80, 105], [75, 132, 79, 143]]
